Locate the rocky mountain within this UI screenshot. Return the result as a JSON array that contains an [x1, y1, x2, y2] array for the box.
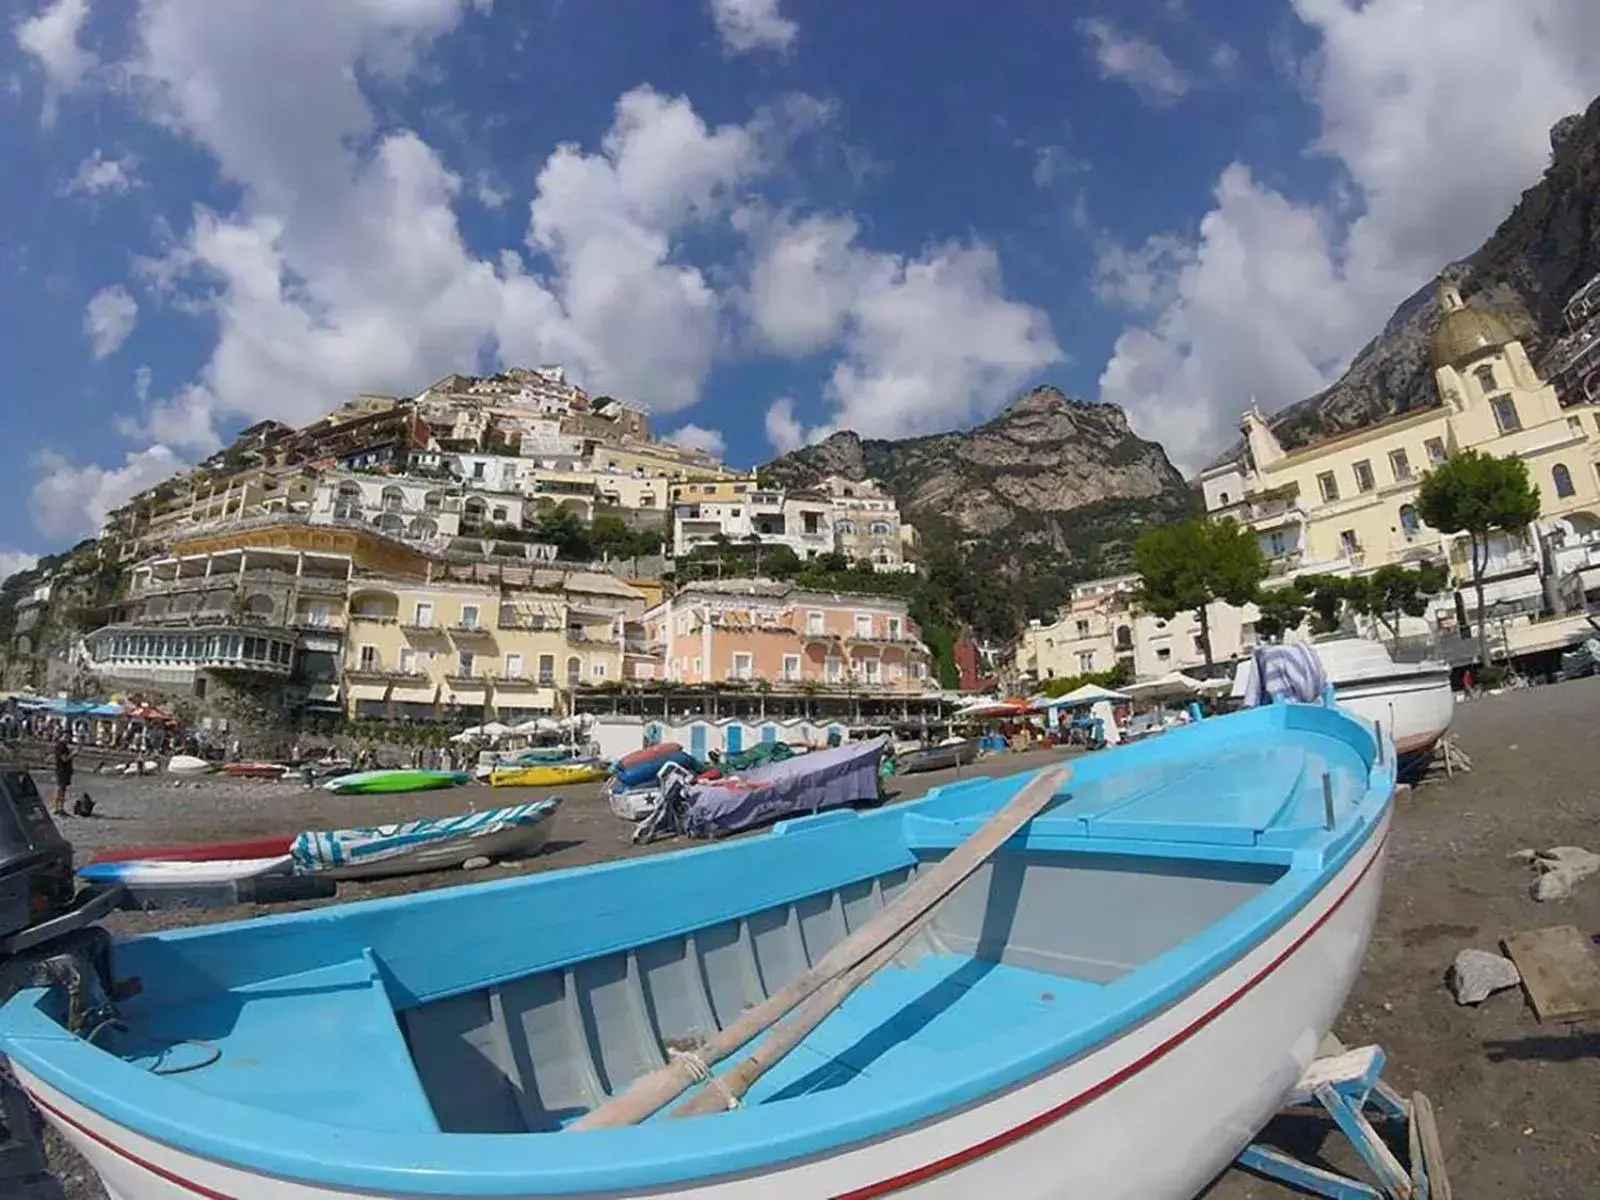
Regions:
[[763, 385, 1195, 624], [1262, 94, 1600, 453]]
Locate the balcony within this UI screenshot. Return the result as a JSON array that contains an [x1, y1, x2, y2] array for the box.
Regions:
[[449, 622, 495, 638], [296, 575, 348, 595], [1212, 492, 1305, 530]]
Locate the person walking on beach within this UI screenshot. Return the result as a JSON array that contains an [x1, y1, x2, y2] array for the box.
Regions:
[[52, 735, 74, 817]]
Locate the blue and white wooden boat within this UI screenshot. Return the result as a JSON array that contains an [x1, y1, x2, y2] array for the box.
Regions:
[[0, 699, 1394, 1199]]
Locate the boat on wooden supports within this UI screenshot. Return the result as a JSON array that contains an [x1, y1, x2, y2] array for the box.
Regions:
[[0, 698, 1393, 1200]]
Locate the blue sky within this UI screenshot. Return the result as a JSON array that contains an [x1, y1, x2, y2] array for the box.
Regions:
[[4, 0, 1600, 577]]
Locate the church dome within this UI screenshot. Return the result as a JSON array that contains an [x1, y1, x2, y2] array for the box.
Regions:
[[1430, 280, 1514, 369]]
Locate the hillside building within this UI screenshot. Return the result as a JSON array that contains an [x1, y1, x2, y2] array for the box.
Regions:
[[646, 580, 934, 694], [1198, 278, 1600, 664]]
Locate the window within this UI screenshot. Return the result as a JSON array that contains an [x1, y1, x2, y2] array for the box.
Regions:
[[358, 645, 378, 670], [781, 654, 801, 681], [1077, 650, 1095, 673], [1424, 437, 1447, 466], [1155, 646, 1172, 662], [1388, 449, 1411, 482], [396, 647, 415, 675], [1192, 635, 1206, 655], [538, 654, 555, 684], [567, 656, 582, 685], [732, 652, 754, 680], [807, 610, 824, 634], [1353, 460, 1376, 492], [1268, 530, 1288, 557], [1317, 471, 1340, 503], [1399, 505, 1421, 537], [1075, 619, 1090, 638], [1339, 529, 1360, 558], [1569, 416, 1585, 436], [1115, 625, 1133, 651], [1554, 463, 1575, 498], [826, 656, 841, 682], [1218, 491, 1230, 505], [459, 604, 479, 630], [492, 506, 508, 523], [863, 659, 881, 684], [1474, 364, 1497, 394], [413, 600, 433, 627], [504, 653, 523, 679], [803, 512, 821, 534], [869, 521, 892, 536], [855, 613, 873, 638], [457, 650, 475, 678], [472, 462, 485, 479], [592, 661, 607, 679], [888, 616, 902, 639], [1491, 395, 1521, 433]]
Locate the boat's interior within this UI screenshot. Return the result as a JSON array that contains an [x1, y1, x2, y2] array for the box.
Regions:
[[94, 714, 1378, 1142]]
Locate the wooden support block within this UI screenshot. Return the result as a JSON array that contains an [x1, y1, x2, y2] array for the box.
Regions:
[[1501, 926, 1600, 1023], [1283, 1045, 1382, 1107], [1411, 1091, 1452, 1200]]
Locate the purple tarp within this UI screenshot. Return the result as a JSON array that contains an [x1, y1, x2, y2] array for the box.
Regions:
[[680, 737, 889, 838]]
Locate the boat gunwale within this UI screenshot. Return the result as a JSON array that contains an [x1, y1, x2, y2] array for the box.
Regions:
[[0, 706, 1397, 1196]]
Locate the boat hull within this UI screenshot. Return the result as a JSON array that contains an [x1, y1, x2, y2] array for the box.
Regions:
[[17, 811, 1389, 1200], [490, 762, 609, 788], [1331, 673, 1453, 776]]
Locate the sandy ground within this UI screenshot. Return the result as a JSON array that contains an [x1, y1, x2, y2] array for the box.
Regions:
[[25, 684, 1600, 1197]]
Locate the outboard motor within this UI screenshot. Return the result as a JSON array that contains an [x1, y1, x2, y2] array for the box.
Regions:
[[0, 765, 122, 1200]]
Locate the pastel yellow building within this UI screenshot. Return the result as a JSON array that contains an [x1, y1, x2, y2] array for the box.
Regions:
[[1201, 279, 1600, 654]]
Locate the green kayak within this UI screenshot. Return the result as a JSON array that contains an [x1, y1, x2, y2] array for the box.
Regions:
[[322, 769, 472, 795]]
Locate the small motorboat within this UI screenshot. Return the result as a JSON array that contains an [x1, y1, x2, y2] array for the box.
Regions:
[[76, 856, 293, 888], [164, 754, 215, 776], [87, 836, 295, 865], [219, 761, 289, 780], [323, 769, 472, 796], [2, 699, 1394, 1200], [490, 759, 609, 788], [1306, 637, 1453, 780], [893, 736, 981, 775], [289, 800, 561, 880]]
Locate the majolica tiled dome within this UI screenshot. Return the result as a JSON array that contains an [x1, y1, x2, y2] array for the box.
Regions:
[[1430, 280, 1514, 368]]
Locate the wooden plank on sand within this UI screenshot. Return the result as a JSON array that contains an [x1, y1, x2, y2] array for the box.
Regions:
[[1501, 925, 1600, 1023]]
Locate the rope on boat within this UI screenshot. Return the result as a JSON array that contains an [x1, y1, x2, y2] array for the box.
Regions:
[[84, 1018, 222, 1076], [667, 1047, 742, 1110]]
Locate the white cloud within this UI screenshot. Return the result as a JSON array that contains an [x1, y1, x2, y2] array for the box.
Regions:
[[66, 150, 142, 195], [13, 0, 95, 123], [709, 0, 797, 57], [745, 210, 1061, 444], [1031, 144, 1084, 189], [132, 365, 152, 403], [1209, 43, 1240, 77], [0, 551, 40, 584], [30, 445, 185, 541], [1076, 18, 1190, 107], [84, 285, 139, 359], [764, 396, 806, 454], [1095, 0, 1600, 473], [664, 423, 727, 458], [474, 172, 508, 208]]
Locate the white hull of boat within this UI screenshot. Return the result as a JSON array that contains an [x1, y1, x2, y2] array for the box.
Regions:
[[18, 812, 1389, 1200], [76, 856, 293, 887], [313, 821, 554, 881], [1331, 673, 1454, 762]]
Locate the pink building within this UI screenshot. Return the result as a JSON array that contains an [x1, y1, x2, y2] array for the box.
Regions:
[[646, 581, 935, 693]]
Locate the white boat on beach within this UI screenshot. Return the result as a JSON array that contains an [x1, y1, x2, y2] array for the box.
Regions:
[[0, 697, 1394, 1200], [1314, 636, 1455, 776]]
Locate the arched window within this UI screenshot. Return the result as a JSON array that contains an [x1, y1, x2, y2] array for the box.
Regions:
[[423, 490, 443, 514], [408, 516, 437, 539], [380, 485, 404, 513], [1474, 363, 1497, 395], [1554, 463, 1575, 499], [462, 496, 487, 532], [837, 520, 855, 535], [1399, 504, 1421, 536], [869, 521, 892, 535], [566, 656, 582, 686], [375, 512, 405, 535]]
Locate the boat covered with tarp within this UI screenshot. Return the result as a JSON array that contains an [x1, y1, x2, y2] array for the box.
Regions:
[[0, 700, 1393, 1200], [289, 799, 560, 880]]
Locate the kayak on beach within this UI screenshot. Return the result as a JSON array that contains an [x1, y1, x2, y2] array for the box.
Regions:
[[323, 768, 472, 795]]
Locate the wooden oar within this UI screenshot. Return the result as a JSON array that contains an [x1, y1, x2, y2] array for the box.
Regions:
[[571, 763, 1072, 1131]]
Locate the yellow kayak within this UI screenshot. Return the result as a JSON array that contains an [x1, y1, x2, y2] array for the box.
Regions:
[[489, 760, 610, 788]]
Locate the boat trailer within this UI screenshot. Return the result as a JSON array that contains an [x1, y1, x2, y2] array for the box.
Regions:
[[1236, 1037, 1452, 1200]]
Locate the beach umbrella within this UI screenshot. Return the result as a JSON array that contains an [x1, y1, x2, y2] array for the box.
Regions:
[[1123, 672, 1204, 701], [1046, 683, 1132, 707]]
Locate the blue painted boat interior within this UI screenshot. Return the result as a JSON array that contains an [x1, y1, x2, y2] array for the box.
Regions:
[[0, 702, 1395, 1195]]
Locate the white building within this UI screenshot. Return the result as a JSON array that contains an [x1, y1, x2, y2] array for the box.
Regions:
[[310, 473, 460, 542], [673, 487, 835, 560], [820, 476, 915, 570]]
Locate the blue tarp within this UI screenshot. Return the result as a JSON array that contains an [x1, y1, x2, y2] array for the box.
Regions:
[[679, 737, 888, 839]]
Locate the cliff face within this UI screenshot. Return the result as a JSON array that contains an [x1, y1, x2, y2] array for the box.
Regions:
[[1262, 94, 1600, 452], [763, 385, 1195, 618]]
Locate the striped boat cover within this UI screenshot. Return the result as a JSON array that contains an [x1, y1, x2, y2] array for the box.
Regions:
[[1239, 643, 1328, 707], [290, 800, 559, 873]]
